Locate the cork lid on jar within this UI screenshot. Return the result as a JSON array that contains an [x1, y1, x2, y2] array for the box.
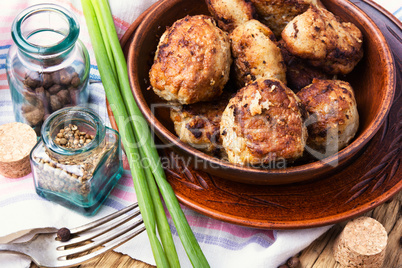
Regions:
[[0, 122, 37, 178]]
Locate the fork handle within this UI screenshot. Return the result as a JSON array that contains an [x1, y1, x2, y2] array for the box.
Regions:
[[0, 243, 28, 255]]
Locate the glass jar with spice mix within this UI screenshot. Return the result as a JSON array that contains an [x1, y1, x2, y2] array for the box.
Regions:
[[6, 4, 90, 135], [30, 107, 123, 215]]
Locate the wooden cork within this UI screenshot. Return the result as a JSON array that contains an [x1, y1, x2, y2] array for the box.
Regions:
[[333, 216, 388, 267], [0, 122, 37, 178]]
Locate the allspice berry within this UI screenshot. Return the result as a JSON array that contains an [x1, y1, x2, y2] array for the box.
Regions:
[[57, 227, 71, 242], [56, 89, 71, 105], [50, 95, 63, 111], [59, 69, 72, 86], [24, 72, 40, 88], [71, 75, 81, 88], [287, 256, 300, 268], [42, 73, 53, 88], [48, 84, 62, 95]]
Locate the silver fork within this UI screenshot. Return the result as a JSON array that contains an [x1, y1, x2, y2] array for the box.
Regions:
[[0, 202, 145, 267]]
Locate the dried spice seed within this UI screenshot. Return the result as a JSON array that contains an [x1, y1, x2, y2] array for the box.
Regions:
[[59, 69, 72, 86], [57, 227, 71, 242], [56, 89, 71, 105], [24, 72, 40, 88], [35, 86, 45, 95], [23, 105, 45, 126], [55, 124, 94, 149], [50, 95, 63, 111], [42, 73, 53, 88], [51, 71, 61, 84], [48, 84, 62, 95], [59, 138, 67, 145], [71, 76, 81, 88], [287, 257, 300, 268]]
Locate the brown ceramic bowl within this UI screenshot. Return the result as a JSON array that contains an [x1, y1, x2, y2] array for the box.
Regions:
[[127, 0, 395, 185]]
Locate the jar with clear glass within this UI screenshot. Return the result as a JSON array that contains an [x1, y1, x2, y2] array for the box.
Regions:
[[30, 107, 123, 215], [6, 4, 89, 135]]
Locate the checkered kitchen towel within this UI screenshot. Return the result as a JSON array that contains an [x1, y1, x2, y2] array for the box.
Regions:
[[0, 0, 399, 267]]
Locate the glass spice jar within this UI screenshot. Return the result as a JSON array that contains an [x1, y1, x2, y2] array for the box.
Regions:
[[30, 107, 123, 215], [6, 4, 90, 135]]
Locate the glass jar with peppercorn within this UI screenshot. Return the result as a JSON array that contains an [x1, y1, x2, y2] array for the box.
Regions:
[[6, 4, 90, 135], [30, 107, 123, 215]]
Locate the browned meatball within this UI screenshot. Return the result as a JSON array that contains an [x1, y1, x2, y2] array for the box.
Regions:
[[206, 0, 256, 32], [230, 20, 287, 88], [278, 40, 332, 92], [220, 78, 307, 166], [149, 15, 232, 104], [297, 79, 359, 155], [249, 0, 324, 37], [282, 6, 363, 75], [170, 92, 232, 157]]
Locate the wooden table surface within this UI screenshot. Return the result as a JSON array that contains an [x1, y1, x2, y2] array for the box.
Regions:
[[29, 190, 401, 268]]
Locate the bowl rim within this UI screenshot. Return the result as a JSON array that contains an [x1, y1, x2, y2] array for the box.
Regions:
[[127, 0, 396, 184]]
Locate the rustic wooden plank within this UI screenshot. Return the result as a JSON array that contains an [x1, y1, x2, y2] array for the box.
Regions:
[[296, 224, 343, 267], [78, 251, 155, 268], [383, 216, 402, 268], [299, 226, 341, 268], [29, 250, 155, 268], [381, 194, 402, 268]]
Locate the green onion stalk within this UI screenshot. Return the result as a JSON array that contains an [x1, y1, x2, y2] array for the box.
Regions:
[[81, 0, 209, 267]]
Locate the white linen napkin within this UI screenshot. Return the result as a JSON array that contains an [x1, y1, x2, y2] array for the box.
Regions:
[[0, 0, 398, 267]]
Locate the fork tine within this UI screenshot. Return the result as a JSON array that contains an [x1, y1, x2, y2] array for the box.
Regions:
[[57, 223, 146, 267], [61, 209, 141, 247], [59, 218, 144, 258], [69, 202, 140, 234]]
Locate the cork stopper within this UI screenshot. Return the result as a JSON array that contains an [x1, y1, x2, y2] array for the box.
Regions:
[[0, 122, 37, 178], [333, 216, 388, 267]]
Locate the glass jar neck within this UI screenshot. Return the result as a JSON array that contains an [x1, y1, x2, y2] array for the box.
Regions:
[[41, 107, 106, 159], [11, 4, 79, 59]]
